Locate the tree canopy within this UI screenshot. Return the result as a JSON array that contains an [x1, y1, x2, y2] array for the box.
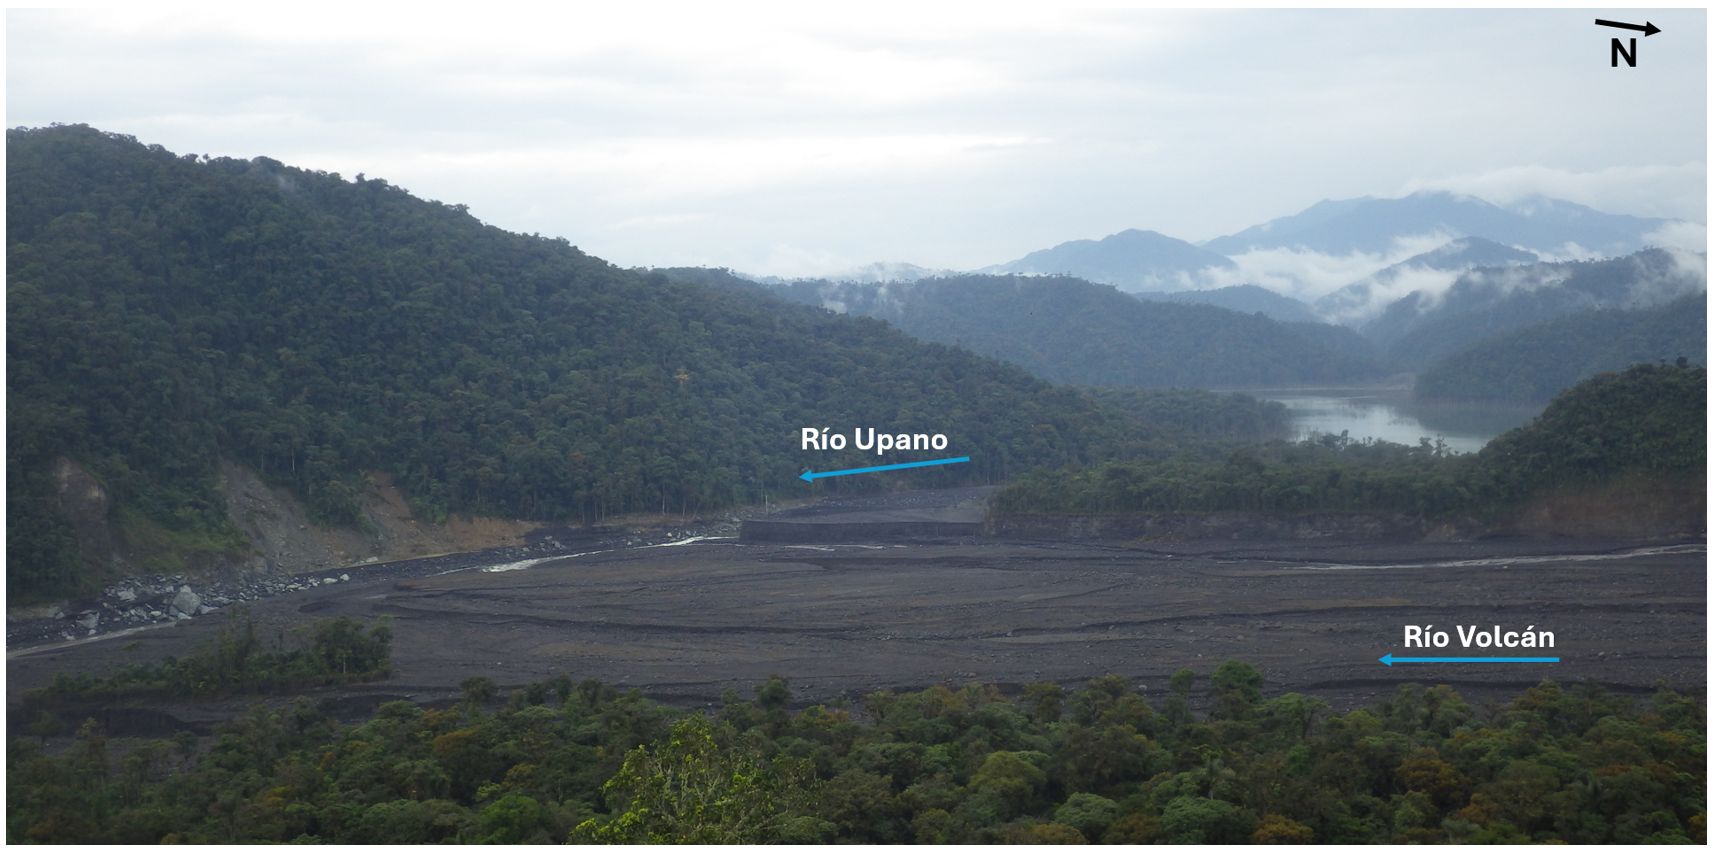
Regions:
[[9, 665, 1703, 844]]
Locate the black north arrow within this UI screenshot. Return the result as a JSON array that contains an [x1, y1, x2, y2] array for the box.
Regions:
[[1595, 18, 1661, 36]]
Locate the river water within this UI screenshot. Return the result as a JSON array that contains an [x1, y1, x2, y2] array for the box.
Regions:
[[1245, 387, 1544, 454]]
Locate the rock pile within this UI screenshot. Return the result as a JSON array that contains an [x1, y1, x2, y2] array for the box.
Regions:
[[34, 573, 351, 643]]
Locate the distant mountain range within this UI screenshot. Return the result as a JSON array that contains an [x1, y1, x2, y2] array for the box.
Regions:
[[979, 228, 1234, 291], [745, 190, 1698, 330], [1201, 191, 1673, 257], [714, 190, 1703, 399], [717, 244, 1704, 404]]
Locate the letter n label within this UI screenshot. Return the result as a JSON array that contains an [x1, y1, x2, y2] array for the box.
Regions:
[[1612, 37, 1637, 67]]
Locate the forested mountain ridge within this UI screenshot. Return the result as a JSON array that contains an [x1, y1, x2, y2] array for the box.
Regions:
[[753, 273, 1385, 390], [1369, 248, 1707, 368], [1415, 294, 1707, 402], [1131, 284, 1319, 324], [6, 125, 1155, 601], [1203, 191, 1672, 257]]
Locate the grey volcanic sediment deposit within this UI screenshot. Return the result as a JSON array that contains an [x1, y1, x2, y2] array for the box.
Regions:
[[9, 512, 1703, 723]]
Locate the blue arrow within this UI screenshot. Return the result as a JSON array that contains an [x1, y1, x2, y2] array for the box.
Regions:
[[800, 456, 971, 482], [1381, 653, 1559, 666]]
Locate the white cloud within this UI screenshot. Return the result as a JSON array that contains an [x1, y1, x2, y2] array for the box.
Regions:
[[1456, 265, 1572, 300], [607, 212, 709, 232], [1643, 221, 1709, 253], [1195, 232, 1457, 302], [747, 244, 858, 279], [1531, 243, 1601, 263], [1322, 267, 1465, 326], [1626, 247, 1710, 307], [375, 134, 1043, 202]]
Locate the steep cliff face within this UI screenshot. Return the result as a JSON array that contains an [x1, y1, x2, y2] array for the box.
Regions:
[[50, 457, 122, 577], [217, 461, 540, 573], [218, 459, 368, 575], [1501, 474, 1706, 539]]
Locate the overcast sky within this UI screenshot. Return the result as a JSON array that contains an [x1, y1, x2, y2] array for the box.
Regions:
[[7, 7, 1707, 277]]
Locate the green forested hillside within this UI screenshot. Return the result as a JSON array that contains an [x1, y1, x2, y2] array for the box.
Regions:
[[760, 274, 1384, 389], [996, 363, 1706, 517], [1477, 361, 1705, 501], [8, 126, 1155, 600], [1414, 295, 1706, 402]]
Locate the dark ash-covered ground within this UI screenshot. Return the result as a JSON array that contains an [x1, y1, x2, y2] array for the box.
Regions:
[[10, 518, 1703, 727]]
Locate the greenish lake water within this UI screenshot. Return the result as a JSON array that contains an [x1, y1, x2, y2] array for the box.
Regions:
[[1245, 387, 1544, 454]]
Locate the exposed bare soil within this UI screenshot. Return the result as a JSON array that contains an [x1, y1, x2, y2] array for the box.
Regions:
[[219, 461, 545, 572]]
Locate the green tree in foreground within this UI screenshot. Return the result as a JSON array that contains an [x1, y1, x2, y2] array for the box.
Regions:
[[572, 714, 825, 843]]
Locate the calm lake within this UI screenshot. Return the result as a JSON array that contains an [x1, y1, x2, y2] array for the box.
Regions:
[[1245, 387, 1544, 454]]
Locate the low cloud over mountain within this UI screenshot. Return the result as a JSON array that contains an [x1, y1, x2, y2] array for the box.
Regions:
[[744, 191, 1705, 331], [1315, 237, 1540, 326], [1370, 247, 1708, 367]]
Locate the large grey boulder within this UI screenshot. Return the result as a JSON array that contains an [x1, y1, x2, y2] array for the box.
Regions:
[[170, 586, 202, 616]]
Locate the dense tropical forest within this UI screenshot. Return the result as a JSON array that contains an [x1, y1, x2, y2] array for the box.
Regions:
[[13, 125, 1266, 602], [995, 362, 1706, 516], [1414, 294, 1706, 402], [1077, 387, 1289, 443], [8, 617, 1703, 843]]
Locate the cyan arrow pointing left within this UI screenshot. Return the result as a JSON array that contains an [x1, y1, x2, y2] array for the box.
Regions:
[[800, 456, 970, 482], [1381, 653, 1559, 666]]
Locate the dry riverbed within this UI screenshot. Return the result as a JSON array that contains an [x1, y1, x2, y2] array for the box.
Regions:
[[9, 527, 1702, 731]]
